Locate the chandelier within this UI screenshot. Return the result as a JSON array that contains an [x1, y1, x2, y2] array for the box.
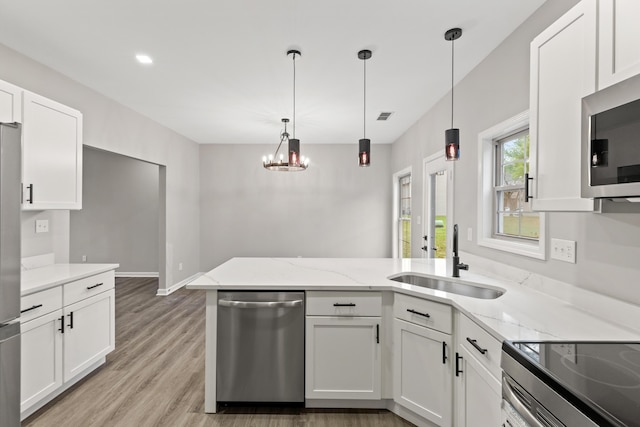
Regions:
[[263, 49, 309, 171]]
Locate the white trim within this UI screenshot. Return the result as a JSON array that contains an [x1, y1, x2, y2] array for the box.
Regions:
[[115, 271, 159, 278], [392, 166, 412, 259], [156, 272, 202, 296], [422, 153, 454, 262], [477, 111, 547, 260]]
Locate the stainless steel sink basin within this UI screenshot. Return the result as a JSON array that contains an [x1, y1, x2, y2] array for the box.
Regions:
[[388, 274, 504, 299]]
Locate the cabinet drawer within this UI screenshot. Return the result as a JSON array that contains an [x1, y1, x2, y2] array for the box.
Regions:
[[306, 291, 381, 316], [63, 271, 115, 306], [21, 287, 62, 323], [458, 313, 502, 380], [394, 293, 452, 334]]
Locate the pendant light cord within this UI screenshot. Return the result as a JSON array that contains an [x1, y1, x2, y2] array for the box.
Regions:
[[451, 37, 454, 129], [293, 52, 296, 139], [363, 56, 367, 139]]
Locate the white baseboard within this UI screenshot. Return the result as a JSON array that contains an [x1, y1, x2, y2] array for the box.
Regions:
[[156, 273, 202, 296], [115, 272, 159, 278]]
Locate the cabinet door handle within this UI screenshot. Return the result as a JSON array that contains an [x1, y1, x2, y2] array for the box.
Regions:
[[442, 341, 448, 364], [20, 304, 43, 314], [525, 173, 534, 202], [87, 282, 104, 290], [68, 312, 74, 329], [26, 184, 34, 204], [58, 316, 65, 334], [455, 352, 463, 376], [407, 308, 430, 318], [376, 324, 380, 344], [466, 337, 488, 355], [333, 303, 356, 307]]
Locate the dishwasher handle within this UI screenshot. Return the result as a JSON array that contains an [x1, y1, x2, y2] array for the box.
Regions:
[[218, 299, 303, 309]]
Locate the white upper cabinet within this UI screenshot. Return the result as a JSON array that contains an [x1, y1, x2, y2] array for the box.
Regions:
[[0, 79, 22, 123], [529, 0, 598, 211], [598, 0, 640, 89], [22, 91, 82, 210]]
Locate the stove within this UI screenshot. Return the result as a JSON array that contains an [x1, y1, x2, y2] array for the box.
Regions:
[[501, 341, 640, 427]]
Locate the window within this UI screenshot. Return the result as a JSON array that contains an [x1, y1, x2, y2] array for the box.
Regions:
[[399, 173, 411, 258], [477, 111, 546, 259], [494, 130, 539, 240], [392, 167, 412, 259]]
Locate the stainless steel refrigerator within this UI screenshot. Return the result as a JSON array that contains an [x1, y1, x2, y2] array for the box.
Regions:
[[0, 122, 21, 427]]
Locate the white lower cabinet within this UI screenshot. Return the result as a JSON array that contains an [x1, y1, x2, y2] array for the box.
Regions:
[[306, 317, 381, 399], [394, 318, 452, 426], [20, 269, 116, 419], [305, 291, 382, 400], [63, 290, 115, 381], [21, 310, 64, 413], [454, 313, 503, 427]]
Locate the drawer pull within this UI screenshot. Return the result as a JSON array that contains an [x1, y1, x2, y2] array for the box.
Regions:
[[26, 184, 34, 204], [376, 324, 380, 344], [407, 308, 430, 318], [442, 341, 448, 364], [333, 303, 356, 307], [455, 352, 463, 376], [20, 304, 43, 314], [68, 312, 74, 329], [87, 282, 104, 290], [466, 337, 487, 355], [58, 316, 65, 333]]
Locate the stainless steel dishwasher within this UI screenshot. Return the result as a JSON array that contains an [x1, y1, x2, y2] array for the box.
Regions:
[[217, 291, 304, 403]]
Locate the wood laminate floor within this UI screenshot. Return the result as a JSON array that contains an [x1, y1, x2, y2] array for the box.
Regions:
[[23, 278, 414, 427]]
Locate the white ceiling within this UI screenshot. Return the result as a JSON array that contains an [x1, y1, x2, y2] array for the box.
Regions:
[[0, 0, 545, 145]]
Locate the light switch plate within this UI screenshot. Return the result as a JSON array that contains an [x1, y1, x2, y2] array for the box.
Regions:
[[551, 238, 576, 263]]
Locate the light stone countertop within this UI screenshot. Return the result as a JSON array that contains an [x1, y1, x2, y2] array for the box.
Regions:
[[188, 257, 640, 343], [21, 263, 120, 296]]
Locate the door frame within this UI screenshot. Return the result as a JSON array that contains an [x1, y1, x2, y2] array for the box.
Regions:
[[422, 153, 454, 260]]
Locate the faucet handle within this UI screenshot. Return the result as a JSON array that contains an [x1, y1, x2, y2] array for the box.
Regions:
[[458, 263, 469, 271]]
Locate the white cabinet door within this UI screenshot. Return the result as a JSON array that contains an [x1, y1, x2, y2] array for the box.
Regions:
[[306, 316, 381, 400], [394, 319, 452, 426], [0, 79, 21, 123], [21, 310, 63, 414], [63, 289, 115, 382], [599, 0, 640, 89], [22, 91, 82, 210], [529, 0, 597, 211], [454, 346, 502, 427]]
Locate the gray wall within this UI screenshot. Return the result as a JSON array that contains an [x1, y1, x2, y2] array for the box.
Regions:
[[200, 144, 392, 270], [69, 147, 159, 273], [392, 0, 640, 306], [0, 42, 200, 291]]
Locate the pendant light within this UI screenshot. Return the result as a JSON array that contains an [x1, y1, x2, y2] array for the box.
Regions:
[[358, 49, 372, 167], [445, 28, 462, 161], [262, 49, 309, 171]]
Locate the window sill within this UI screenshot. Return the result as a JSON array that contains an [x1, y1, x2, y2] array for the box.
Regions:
[[477, 236, 546, 260]]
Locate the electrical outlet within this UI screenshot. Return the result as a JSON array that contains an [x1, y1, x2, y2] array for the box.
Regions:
[[35, 219, 49, 233], [551, 238, 576, 263], [178, 262, 183, 271], [82, 255, 87, 262]]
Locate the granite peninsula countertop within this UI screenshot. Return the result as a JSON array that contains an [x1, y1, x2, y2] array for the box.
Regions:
[[188, 257, 640, 343]]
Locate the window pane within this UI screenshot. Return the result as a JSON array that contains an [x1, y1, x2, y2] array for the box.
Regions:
[[499, 190, 522, 213], [520, 213, 540, 238], [398, 174, 411, 258], [498, 212, 521, 237]]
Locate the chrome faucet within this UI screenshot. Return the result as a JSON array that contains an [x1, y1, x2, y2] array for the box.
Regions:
[[452, 224, 469, 278]]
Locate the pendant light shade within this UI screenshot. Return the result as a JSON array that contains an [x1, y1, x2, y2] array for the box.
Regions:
[[445, 28, 462, 161], [358, 49, 372, 167], [262, 49, 309, 171]]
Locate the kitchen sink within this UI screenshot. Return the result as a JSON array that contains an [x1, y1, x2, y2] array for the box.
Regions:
[[388, 274, 504, 299]]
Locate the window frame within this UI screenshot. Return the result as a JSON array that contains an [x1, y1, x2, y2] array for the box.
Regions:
[[477, 111, 546, 260], [392, 166, 412, 259]]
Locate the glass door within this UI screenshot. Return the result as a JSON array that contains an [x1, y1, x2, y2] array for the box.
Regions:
[[423, 154, 454, 259]]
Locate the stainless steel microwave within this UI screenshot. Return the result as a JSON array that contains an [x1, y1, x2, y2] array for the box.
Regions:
[[582, 73, 640, 199]]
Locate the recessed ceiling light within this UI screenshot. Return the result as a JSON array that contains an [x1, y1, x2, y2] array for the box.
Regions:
[[136, 54, 153, 65]]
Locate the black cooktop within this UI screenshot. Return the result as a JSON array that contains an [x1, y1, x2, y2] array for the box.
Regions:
[[504, 341, 640, 427]]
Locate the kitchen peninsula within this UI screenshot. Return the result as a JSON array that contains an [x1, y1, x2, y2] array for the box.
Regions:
[[188, 257, 640, 426]]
